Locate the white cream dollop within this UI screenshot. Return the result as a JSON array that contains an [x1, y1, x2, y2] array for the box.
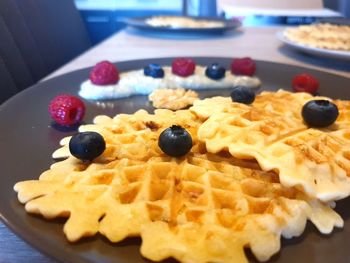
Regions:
[[79, 66, 261, 100]]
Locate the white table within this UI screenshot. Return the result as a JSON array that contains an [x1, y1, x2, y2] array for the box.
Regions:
[[46, 26, 350, 80]]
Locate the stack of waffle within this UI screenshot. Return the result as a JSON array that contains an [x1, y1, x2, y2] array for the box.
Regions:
[[14, 90, 350, 263]]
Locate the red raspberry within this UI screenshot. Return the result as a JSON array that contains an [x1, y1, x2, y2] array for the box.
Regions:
[[231, 57, 256, 76], [48, 95, 85, 126], [172, 58, 196, 77], [89, 61, 119, 85], [292, 73, 319, 94]]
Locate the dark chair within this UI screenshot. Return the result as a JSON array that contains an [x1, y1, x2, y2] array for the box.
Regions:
[[0, 0, 92, 103]]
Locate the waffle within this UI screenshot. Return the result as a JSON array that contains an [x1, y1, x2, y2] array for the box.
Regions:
[[148, 88, 199, 110], [14, 154, 342, 263], [195, 90, 350, 202], [284, 23, 350, 51], [52, 108, 202, 160], [14, 105, 343, 263], [191, 96, 251, 120]]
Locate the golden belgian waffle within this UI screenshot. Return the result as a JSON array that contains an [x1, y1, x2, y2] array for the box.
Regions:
[[194, 90, 350, 202], [14, 105, 343, 263], [191, 89, 326, 120], [14, 154, 342, 263], [284, 23, 350, 51], [189, 96, 247, 120], [52, 108, 202, 161], [148, 88, 199, 110]]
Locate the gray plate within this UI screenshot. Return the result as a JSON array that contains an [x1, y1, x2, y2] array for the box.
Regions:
[[0, 57, 350, 263], [123, 16, 241, 34]]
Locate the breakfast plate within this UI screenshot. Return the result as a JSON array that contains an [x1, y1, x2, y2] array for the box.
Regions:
[[123, 16, 241, 34], [0, 57, 350, 263], [277, 30, 350, 60]]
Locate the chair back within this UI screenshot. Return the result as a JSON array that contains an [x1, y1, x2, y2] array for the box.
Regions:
[[0, 0, 91, 103]]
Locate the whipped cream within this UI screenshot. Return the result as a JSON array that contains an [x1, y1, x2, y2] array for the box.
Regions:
[[79, 66, 261, 100]]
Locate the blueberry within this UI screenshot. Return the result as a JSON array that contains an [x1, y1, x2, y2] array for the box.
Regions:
[[158, 125, 193, 157], [302, 100, 339, 127], [144, 63, 164, 78], [205, 63, 226, 80], [230, 86, 255, 104], [69, 131, 106, 161]]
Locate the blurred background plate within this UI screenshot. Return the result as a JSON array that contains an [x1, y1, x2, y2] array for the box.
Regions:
[[123, 15, 241, 34], [277, 30, 350, 60]]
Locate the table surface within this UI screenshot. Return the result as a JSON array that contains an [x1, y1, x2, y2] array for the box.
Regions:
[[2, 25, 350, 263], [46, 25, 350, 80]]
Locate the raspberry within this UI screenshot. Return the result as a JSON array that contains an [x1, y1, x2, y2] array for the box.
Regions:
[[172, 58, 196, 77], [292, 73, 319, 94], [48, 94, 85, 126], [231, 57, 256, 76], [89, 61, 119, 85]]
